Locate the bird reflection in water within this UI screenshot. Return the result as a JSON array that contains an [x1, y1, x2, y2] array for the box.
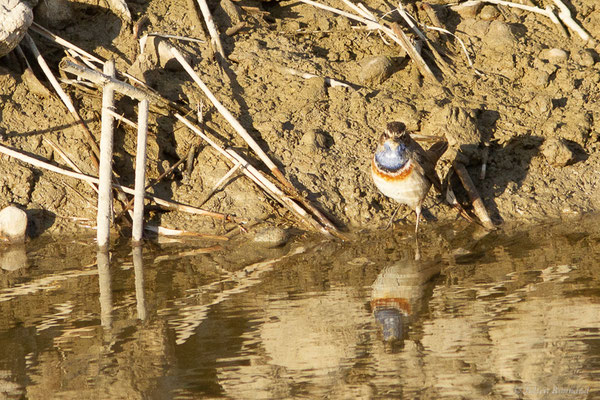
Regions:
[[370, 245, 441, 352]]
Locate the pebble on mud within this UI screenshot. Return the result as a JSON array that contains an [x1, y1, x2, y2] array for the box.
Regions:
[[451, 1, 481, 18], [484, 20, 516, 50], [0, 0, 34, 57], [542, 138, 576, 167], [142, 36, 188, 70], [539, 48, 569, 64], [301, 129, 329, 150], [479, 5, 500, 20], [34, 0, 73, 28], [574, 49, 596, 67], [253, 226, 289, 247], [0, 205, 28, 242], [359, 56, 395, 85]]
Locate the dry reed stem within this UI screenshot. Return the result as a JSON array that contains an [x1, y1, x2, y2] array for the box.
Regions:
[[44, 138, 99, 194], [195, 0, 225, 59], [0, 143, 243, 223], [278, 66, 353, 89], [144, 225, 229, 241], [23, 33, 101, 164], [390, 23, 437, 81], [397, 2, 452, 75], [169, 45, 341, 235], [168, 46, 280, 175], [30, 23, 104, 64], [106, 109, 137, 128], [458, 0, 593, 43], [299, 0, 437, 81], [199, 163, 242, 206], [132, 99, 149, 242], [60, 59, 151, 101], [174, 114, 330, 235], [97, 60, 117, 248], [452, 161, 495, 230], [552, 0, 593, 42]]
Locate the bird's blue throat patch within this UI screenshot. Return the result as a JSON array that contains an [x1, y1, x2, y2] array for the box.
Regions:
[[374, 142, 408, 172]]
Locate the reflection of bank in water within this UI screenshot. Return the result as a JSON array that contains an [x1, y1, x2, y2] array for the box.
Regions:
[[371, 256, 441, 348]]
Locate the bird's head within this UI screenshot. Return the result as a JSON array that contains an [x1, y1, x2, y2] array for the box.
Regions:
[[374, 122, 409, 171]]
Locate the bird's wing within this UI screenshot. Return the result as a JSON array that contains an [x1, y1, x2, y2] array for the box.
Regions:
[[404, 137, 444, 194]]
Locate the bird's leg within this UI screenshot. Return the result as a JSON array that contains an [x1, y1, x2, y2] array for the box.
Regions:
[[414, 235, 421, 261], [415, 204, 422, 235]]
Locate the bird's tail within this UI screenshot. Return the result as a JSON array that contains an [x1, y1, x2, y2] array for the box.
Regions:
[[426, 141, 448, 164]]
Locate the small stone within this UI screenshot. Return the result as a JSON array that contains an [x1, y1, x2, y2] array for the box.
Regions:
[[0, 206, 28, 242], [0, 0, 34, 57], [530, 70, 550, 88], [216, 0, 241, 25], [142, 36, 189, 70], [542, 138, 575, 167], [484, 20, 516, 50], [574, 49, 596, 67], [479, 5, 499, 20], [298, 77, 327, 103], [253, 226, 289, 247], [451, 1, 481, 18], [539, 48, 569, 64], [34, 0, 73, 29], [359, 56, 395, 85]]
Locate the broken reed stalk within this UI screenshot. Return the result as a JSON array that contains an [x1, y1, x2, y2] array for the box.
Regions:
[[199, 163, 242, 206], [461, 0, 593, 43], [169, 45, 341, 236], [132, 99, 149, 243], [60, 59, 152, 102], [106, 109, 137, 128], [389, 23, 437, 81], [225, 149, 330, 234], [174, 114, 330, 235], [97, 60, 117, 249], [397, 2, 451, 75], [168, 47, 281, 176], [551, 0, 593, 42], [278, 66, 353, 89], [30, 22, 104, 64], [195, 0, 226, 59], [22, 33, 101, 164], [452, 161, 495, 230], [0, 143, 243, 223], [144, 225, 229, 241]]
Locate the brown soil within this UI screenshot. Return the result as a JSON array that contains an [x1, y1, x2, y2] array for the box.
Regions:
[[1, 0, 599, 238]]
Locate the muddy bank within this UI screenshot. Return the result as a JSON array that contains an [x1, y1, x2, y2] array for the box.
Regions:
[[1, 0, 599, 239]]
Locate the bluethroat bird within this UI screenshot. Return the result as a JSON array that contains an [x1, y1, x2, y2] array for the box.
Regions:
[[371, 122, 449, 234]]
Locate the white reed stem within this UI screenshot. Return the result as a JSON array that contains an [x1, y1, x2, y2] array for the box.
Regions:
[[132, 99, 149, 243], [97, 60, 116, 249]]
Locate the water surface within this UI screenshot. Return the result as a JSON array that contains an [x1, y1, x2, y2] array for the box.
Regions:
[[1, 218, 599, 399]]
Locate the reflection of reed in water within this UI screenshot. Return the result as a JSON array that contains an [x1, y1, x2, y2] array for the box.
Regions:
[[371, 254, 441, 348]]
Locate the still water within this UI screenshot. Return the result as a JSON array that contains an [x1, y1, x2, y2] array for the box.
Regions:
[[1, 217, 599, 399]]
